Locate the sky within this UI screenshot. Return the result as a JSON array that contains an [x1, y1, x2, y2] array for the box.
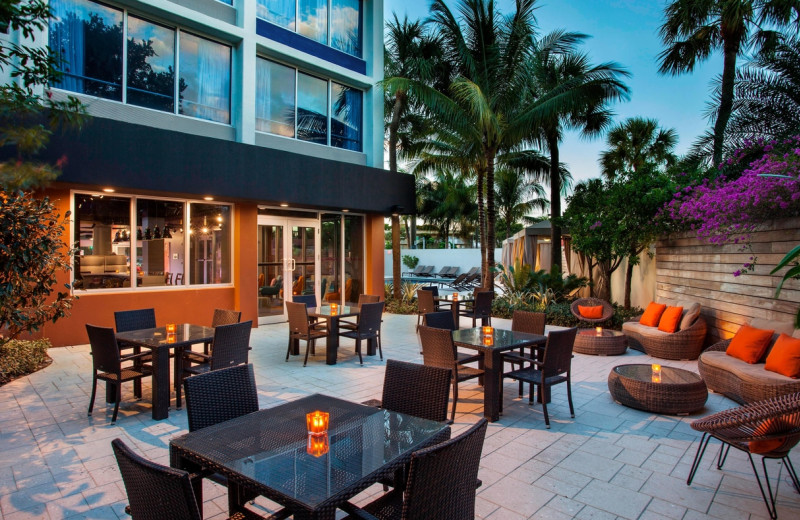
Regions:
[[382, 0, 723, 188]]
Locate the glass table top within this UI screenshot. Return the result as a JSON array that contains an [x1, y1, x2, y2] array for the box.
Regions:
[[452, 327, 546, 351], [310, 306, 359, 318], [115, 323, 214, 347], [170, 394, 449, 508], [578, 329, 625, 337], [613, 364, 703, 384]]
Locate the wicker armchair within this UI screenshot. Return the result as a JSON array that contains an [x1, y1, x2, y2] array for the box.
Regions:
[[624, 315, 707, 360], [339, 301, 384, 364], [340, 419, 488, 520], [698, 339, 800, 404], [686, 393, 800, 519], [570, 297, 613, 324], [286, 301, 328, 366]]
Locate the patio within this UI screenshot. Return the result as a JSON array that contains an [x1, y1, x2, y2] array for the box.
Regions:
[[1, 313, 798, 520]]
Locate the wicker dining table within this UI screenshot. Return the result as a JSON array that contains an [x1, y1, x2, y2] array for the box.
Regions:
[[170, 394, 450, 520]]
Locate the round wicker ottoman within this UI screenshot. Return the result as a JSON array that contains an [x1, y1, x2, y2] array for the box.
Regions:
[[608, 364, 708, 415], [574, 329, 628, 356]]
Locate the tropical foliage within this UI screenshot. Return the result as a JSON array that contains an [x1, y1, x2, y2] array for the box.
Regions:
[[600, 117, 678, 179]]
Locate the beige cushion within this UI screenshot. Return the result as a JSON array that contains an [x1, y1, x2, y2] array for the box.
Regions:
[[623, 321, 674, 339], [701, 351, 797, 383], [677, 302, 701, 331]]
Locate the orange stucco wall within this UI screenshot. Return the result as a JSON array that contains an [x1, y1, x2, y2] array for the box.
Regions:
[[364, 214, 386, 300]]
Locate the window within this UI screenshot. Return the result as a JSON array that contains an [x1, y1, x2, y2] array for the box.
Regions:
[[73, 193, 231, 290], [49, 0, 124, 101], [331, 82, 362, 151], [256, 59, 295, 137], [255, 59, 363, 151], [257, 0, 362, 58], [127, 16, 175, 112], [297, 72, 328, 145], [189, 203, 232, 285], [179, 32, 231, 124], [49, 0, 231, 124]]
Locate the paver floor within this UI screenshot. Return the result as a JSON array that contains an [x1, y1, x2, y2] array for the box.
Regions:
[[0, 313, 798, 519]]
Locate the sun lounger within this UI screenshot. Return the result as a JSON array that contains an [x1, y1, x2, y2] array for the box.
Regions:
[[403, 265, 427, 276]]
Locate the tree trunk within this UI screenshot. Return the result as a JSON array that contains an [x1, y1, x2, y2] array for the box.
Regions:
[[410, 219, 417, 248], [713, 35, 741, 166], [388, 93, 405, 300], [585, 256, 594, 297], [624, 258, 634, 310], [477, 168, 486, 289], [485, 148, 496, 291], [548, 132, 562, 274], [596, 260, 612, 302]]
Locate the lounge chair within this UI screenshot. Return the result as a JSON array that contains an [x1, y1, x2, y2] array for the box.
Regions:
[[403, 265, 427, 277], [432, 266, 452, 278], [443, 266, 460, 278], [418, 265, 436, 277]]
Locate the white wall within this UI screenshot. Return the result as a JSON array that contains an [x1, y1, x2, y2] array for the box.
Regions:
[[384, 248, 503, 278]]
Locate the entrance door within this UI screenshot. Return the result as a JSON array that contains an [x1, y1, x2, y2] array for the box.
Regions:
[[257, 216, 319, 324]]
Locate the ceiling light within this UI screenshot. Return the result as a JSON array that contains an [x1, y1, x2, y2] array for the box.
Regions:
[[203, 196, 214, 201], [342, 209, 349, 213], [102, 188, 115, 193], [280, 203, 289, 207]]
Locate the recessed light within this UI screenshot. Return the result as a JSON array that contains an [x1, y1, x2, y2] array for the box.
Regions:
[[342, 209, 349, 213], [203, 196, 214, 201], [280, 203, 289, 207], [102, 188, 115, 193]]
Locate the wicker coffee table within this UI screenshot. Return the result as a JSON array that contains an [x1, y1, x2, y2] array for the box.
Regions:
[[574, 329, 627, 355], [608, 364, 708, 415]]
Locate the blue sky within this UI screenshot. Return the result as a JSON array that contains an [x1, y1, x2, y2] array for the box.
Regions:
[[383, 0, 723, 186]]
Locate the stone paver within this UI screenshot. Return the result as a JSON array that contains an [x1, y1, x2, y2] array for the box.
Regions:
[[0, 312, 799, 519]]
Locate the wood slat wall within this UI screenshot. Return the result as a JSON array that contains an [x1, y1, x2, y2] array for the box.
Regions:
[[655, 218, 800, 345]]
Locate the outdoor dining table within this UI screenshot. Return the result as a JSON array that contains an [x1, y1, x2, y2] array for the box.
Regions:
[[434, 294, 474, 327], [115, 323, 214, 420], [452, 327, 547, 422], [307, 306, 378, 365], [169, 393, 450, 520]]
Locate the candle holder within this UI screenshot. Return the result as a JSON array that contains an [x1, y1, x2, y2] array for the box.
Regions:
[[167, 334, 176, 344], [651, 364, 662, 383], [482, 335, 494, 346], [306, 411, 329, 436], [307, 434, 329, 457], [596, 326, 603, 336], [330, 303, 338, 316], [166, 323, 176, 334], [452, 293, 458, 301], [482, 326, 493, 336]]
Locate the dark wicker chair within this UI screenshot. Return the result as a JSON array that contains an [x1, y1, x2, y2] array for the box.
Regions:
[[341, 294, 381, 331], [112, 438, 279, 520], [423, 311, 482, 366], [193, 308, 242, 355], [340, 418, 488, 520], [687, 393, 800, 519], [502, 311, 547, 398], [459, 289, 493, 327], [176, 321, 252, 408], [570, 297, 613, 324], [416, 289, 437, 330], [501, 327, 578, 428], [86, 324, 152, 423], [114, 308, 155, 396], [339, 301, 384, 364], [183, 363, 259, 432], [365, 359, 452, 422], [419, 325, 484, 422], [286, 301, 328, 366]]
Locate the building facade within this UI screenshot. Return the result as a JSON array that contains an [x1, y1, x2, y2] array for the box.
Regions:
[[7, 0, 410, 346]]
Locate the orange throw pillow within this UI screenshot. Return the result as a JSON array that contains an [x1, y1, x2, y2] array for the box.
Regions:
[[657, 306, 684, 333], [749, 418, 790, 454], [726, 324, 775, 364], [578, 305, 604, 319], [764, 334, 800, 378], [639, 302, 667, 327]]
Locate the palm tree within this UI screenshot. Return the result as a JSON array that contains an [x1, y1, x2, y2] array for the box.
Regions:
[[528, 31, 630, 273], [387, 0, 540, 289], [599, 117, 677, 179], [658, 0, 800, 167], [384, 14, 443, 298], [494, 167, 549, 241], [418, 169, 477, 246]]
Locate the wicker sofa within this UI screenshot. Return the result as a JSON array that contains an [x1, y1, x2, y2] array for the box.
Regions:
[[622, 300, 707, 360], [697, 319, 800, 404]]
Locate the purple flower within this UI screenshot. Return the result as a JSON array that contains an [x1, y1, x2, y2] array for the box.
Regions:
[[733, 270, 742, 277], [590, 221, 602, 230]]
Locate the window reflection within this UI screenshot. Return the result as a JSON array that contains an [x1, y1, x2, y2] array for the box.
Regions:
[[73, 194, 131, 290], [256, 58, 295, 137], [258, 0, 295, 31], [49, 0, 123, 101], [297, 72, 328, 145], [331, 0, 361, 56], [344, 215, 363, 305], [331, 82, 362, 151], [179, 32, 231, 124], [298, 0, 327, 44], [127, 16, 176, 112], [189, 203, 231, 284], [136, 199, 185, 286]]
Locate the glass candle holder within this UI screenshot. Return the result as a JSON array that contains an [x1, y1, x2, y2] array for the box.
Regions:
[[651, 364, 662, 383], [596, 326, 603, 336], [306, 411, 329, 435], [167, 335, 176, 344], [452, 293, 458, 301], [482, 326, 493, 336], [166, 323, 176, 334], [483, 336, 494, 346], [307, 434, 329, 457], [651, 373, 662, 383], [330, 303, 338, 315]]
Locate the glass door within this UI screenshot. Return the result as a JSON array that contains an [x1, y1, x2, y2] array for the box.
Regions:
[[257, 216, 319, 324]]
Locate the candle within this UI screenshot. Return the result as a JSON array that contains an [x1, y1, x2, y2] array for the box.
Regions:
[[482, 326, 493, 336], [330, 303, 338, 315], [167, 335, 176, 344], [306, 434, 329, 457], [452, 293, 458, 301], [651, 373, 662, 383], [596, 326, 603, 336], [166, 323, 176, 334], [483, 336, 494, 346], [651, 364, 662, 383], [306, 411, 329, 435]]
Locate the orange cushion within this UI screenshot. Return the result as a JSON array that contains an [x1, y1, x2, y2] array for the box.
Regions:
[[578, 305, 604, 319], [764, 334, 800, 378], [726, 324, 775, 364], [640, 302, 667, 327], [749, 418, 791, 454], [657, 306, 684, 333]]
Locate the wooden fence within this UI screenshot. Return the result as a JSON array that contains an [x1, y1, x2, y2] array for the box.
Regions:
[[655, 217, 800, 345]]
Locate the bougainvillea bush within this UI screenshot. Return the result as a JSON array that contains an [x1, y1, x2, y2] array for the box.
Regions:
[[661, 136, 800, 248]]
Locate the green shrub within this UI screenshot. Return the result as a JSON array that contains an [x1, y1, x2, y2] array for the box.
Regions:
[[402, 255, 419, 270], [0, 339, 51, 385], [493, 298, 644, 330]]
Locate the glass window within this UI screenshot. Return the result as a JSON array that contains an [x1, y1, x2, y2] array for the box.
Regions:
[[258, 0, 295, 31], [256, 58, 296, 137], [344, 214, 363, 305], [321, 214, 341, 303], [331, 82, 362, 151], [127, 16, 176, 112], [136, 199, 185, 286], [298, 0, 327, 44], [189, 203, 231, 285], [179, 32, 231, 124], [73, 194, 131, 290], [49, 0, 123, 101], [331, 0, 361, 56], [297, 72, 328, 145]]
